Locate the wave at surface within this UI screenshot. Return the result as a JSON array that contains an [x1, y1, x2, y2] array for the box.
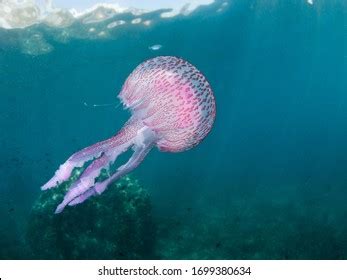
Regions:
[[0, 0, 226, 56], [0, 0, 215, 30], [0, 0, 315, 56]]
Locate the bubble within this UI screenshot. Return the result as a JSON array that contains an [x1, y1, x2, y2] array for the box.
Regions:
[[217, 1, 229, 12], [143, 20, 151, 26], [107, 20, 126, 29], [55, 29, 71, 43], [98, 31, 107, 37], [131, 18, 142, 24], [21, 33, 53, 56]]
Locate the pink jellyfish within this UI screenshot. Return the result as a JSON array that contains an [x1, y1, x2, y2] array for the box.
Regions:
[[42, 56, 216, 213]]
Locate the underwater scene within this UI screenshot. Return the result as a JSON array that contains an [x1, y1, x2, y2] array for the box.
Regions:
[[0, 0, 346, 260]]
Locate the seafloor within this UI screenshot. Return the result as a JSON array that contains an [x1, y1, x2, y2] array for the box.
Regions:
[[0, 175, 346, 260]]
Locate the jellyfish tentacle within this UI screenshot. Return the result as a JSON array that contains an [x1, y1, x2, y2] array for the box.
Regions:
[[54, 140, 134, 214], [54, 153, 110, 214], [41, 119, 143, 191], [53, 121, 150, 214], [55, 126, 156, 213], [65, 143, 134, 207], [41, 141, 112, 191], [67, 188, 97, 206], [67, 153, 111, 196], [94, 126, 157, 195], [41, 159, 82, 191]]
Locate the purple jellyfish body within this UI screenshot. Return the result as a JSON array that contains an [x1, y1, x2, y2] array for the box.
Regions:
[[42, 56, 216, 213]]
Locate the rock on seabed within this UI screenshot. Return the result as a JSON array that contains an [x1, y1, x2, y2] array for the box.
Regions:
[[26, 174, 155, 259]]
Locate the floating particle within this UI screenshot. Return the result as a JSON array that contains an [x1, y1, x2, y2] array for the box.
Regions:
[[107, 20, 126, 29], [131, 18, 142, 24], [21, 33, 53, 55], [149, 44, 162, 51]]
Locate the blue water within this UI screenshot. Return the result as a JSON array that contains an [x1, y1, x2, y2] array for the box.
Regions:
[[0, 0, 346, 259]]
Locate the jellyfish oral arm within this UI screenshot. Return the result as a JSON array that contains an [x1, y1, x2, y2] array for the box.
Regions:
[[41, 119, 142, 191], [57, 136, 154, 213], [41, 160, 79, 191], [41, 138, 115, 191], [41, 119, 158, 214], [93, 126, 156, 195]]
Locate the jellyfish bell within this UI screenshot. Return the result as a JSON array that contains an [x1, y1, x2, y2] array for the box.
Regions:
[[42, 56, 216, 214]]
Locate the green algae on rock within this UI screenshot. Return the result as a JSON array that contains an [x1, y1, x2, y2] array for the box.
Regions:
[[26, 174, 155, 259]]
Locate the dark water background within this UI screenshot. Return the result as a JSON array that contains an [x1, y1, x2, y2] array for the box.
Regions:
[[0, 0, 346, 259]]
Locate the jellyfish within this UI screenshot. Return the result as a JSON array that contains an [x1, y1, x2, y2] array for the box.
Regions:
[[42, 56, 216, 214]]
